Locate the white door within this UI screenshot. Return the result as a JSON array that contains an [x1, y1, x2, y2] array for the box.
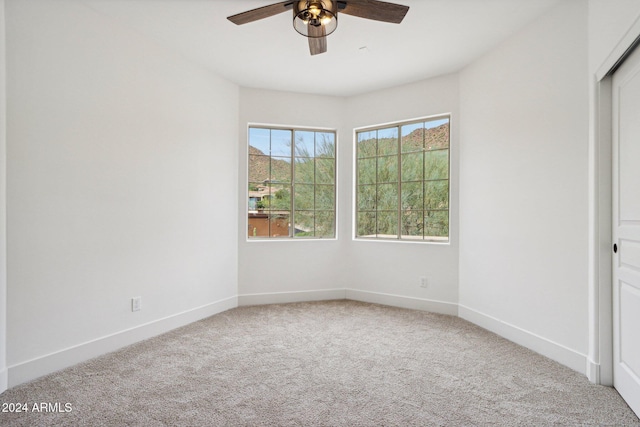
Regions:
[[613, 45, 640, 418]]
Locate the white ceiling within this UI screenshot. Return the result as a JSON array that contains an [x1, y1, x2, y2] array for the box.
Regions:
[[82, 0, 560, 96]]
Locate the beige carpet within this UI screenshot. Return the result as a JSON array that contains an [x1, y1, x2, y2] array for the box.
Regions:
[[0, 300, 638, 426]]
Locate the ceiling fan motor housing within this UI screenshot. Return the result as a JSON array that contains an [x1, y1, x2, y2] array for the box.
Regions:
[[293, 0, 338, 37]]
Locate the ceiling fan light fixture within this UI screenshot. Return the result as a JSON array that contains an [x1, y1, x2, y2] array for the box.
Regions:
[[293, 0, 338, 38]]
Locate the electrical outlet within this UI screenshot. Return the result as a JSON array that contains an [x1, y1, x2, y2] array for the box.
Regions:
[[419, 277, 428, 288], [132, 296, 141, 312]]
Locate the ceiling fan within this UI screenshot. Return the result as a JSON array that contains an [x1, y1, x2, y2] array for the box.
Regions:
[[227, 0, 409, 56]]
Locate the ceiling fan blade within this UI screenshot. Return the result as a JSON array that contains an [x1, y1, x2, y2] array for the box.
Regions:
[[308, 25, 327, 55], [227, 1, 294, 25], [339, 0, 409, 24]]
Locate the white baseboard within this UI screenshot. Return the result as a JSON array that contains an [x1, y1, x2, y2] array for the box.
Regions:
[[8, 296, 237, 388], [5, 293, 592, 389], [346, 289, 459, 316], [0, 367, 7, 394], [238, 289, 459, 317], [587, 359, 600, 384], [238, 289, 346, 306], [458, 304, 587, 374]]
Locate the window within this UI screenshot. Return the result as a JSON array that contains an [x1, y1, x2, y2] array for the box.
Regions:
[[355, 116, 450, 242], [248, 126, 336, 239]]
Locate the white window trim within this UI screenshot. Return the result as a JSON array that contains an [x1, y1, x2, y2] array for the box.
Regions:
[[245, 123, 339, 242]]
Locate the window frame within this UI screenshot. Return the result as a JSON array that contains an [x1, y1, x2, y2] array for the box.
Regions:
[[246, 124, 338, 241], [354, 114, 451, 244]]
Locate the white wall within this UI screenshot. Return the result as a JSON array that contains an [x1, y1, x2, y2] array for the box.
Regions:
[[238, 77, 460, 313], [588, 0, 640, 73], [5, 0, 238, 385], [345, 75, 460, 314], [237, 88, 349, 304], [458, 0, 589, 372], [0, 0, 7, 394]]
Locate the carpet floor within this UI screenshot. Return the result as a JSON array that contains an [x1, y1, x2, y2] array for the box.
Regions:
[[0, 300, 638, 426]]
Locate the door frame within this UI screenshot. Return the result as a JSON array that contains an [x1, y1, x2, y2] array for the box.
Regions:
[[589, 19, 640, 386]]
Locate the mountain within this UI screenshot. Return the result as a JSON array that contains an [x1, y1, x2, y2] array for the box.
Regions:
[[248, 145, 291, 184], [401, 123, 450, 151], [249, 122, 449, 184]]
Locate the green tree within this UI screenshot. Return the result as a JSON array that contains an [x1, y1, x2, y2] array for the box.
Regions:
[[356, 121, 450, 240], [292, 131, 336, 237]]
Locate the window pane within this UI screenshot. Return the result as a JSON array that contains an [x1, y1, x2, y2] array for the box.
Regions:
[[401, 210, 424, 239], [377, 127, 398, 156], [270, 212, 291, 238], [249, 128, 270, 154], [249, 182, 261, 191], [424, 149, 449, 180], [358, 157, 376, 185], [357, 212, 376, 237], [269, 186, 291, 211], [294, 184, 314, 210], [316, 132, 335, 158], [377, 155, 398, 183], [315, 211, 335, 238], [294, 158, 314, 184], [271, 130, 292, 157], [316, 158, 335, 184], [316, 185, 335, 210], [294, 211, 314, 237], [249, 155, 269, 182], [424, 180, 449, 210], [425, 210, 449, 239], [377, 183, 398, 210], [401, 181, 423, 210], [377, 211, 398, 238], [358, 184, 376, 211], [295, 131, 315, 158], [425, 119, 450, 150], [248, 213, 268, 238], [401, 122, 424, 153], [261, 186, 290, 211], [401, 152, 423, 182], [357, 131, 377, 158], [271, 157, 292, 183], [259, 189, 272, 209]]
